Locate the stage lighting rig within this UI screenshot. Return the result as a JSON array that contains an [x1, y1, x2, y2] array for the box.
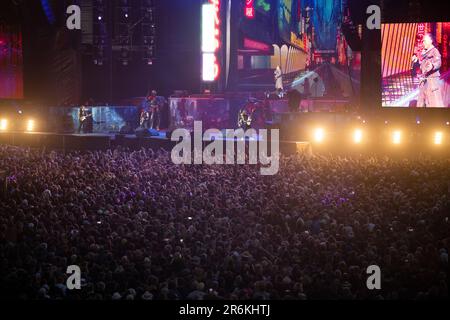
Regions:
[[141, 0, 156, 64], [93, 0, 108, 66]]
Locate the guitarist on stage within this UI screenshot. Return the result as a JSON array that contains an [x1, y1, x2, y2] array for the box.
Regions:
[[238, 98, 259, 130], [78, 105, 103, 133], [140, 97, 151, 129], [238, 109, 252, 131], [78, 105, 90, 134], [141, 89, 161, 130]]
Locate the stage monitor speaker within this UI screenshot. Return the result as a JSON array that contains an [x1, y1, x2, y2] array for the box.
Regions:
[[135, 128, 148, 138], [135, 128, 160, 138], [148, 129, 160, 137]]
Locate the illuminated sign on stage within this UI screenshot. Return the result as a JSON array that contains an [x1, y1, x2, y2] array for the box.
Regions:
[[290, 32, 307, 51], [202, 1, 221, 82], [245, 0, 255, 19], [243, 38, 271, 52]]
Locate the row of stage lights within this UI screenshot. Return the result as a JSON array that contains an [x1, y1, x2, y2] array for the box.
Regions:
[[313, 127, 447, 146], [0, 119, 35, 132], [1, 119, 447, 146]]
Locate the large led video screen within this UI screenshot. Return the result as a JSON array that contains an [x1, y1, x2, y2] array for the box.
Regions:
[[276, 0, 360, 108], [381, 22, 450, 108], [278, 0, 342, 50], [278, 0, 297, 44], [0, 25, 24, 99]]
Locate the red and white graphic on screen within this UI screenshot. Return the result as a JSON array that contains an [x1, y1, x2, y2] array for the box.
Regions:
[[416, 23, 426, 56], [202, 0, 221, 81], [211, 0, 220, 79], [0, 26, 24, 99], [245, 0, 255, 19]]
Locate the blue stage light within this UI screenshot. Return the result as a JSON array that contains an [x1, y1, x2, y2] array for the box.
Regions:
[[40, 0, 56, 25]]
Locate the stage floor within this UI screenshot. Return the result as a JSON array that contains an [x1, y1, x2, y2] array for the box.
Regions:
[[0, 130, 307, 155], [21, 130, 263, 142], [17, 131, 168, 140]]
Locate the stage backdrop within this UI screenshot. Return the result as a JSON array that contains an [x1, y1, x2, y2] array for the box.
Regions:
[[278, 0, 343, 51], [0, 24, 23, 99]]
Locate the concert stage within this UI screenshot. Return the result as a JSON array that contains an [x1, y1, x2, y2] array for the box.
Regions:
[[0, 131, 310, 155], [0, 131, 174, 152], [2, 129, 448, 159]]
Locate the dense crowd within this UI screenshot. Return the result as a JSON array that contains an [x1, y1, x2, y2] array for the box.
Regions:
[[0, 145, 449, 300]]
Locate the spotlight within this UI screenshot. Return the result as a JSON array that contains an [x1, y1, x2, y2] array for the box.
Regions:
[[434, 131, 443, 145], [446, 122, 450, 126], [353, 129, 363, 144], [384, 121, 388, 125], [0, 119, 8, 131], [26, 120, 35, 132], [416, 120, 421, 125], [313, 128, 325, 143], [392, 130, 402, 145], [98, 16, 102, 21]]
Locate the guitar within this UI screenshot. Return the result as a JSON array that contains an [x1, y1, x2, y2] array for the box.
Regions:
[[140, 111, 150, 126], [80, 114, 92, 122], [238, 110, 254, 128]]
